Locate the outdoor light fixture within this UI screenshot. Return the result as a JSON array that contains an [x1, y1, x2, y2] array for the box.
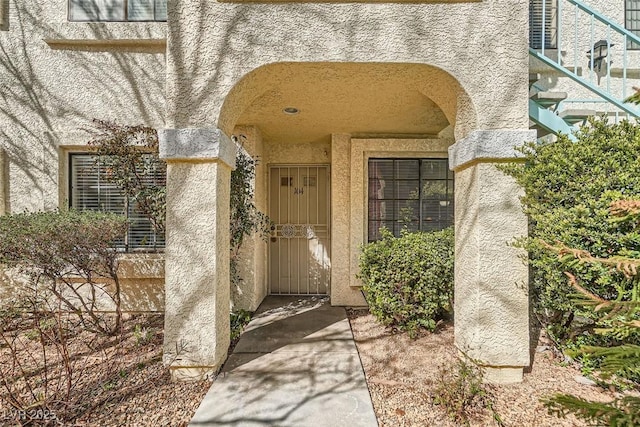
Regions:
[[587, 39, 614, 72], [283, 107, 299, 115]]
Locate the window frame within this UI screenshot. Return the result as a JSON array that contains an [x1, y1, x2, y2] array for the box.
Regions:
[[367, 157, 454, 242], [68, 152, 165, 253], [626, 0, 640, 50], [68, 0, 167, 23]]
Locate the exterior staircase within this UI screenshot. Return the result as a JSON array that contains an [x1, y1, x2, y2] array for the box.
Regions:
[[528, 0, 640, 140]]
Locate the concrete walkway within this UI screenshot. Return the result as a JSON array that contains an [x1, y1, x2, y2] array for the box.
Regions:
[[189, 296, 378, 427]]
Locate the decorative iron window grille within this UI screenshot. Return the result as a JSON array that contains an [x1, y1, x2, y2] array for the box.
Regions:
[[69, 153, 165, 251], [367, 158, 454, 242], [69, 0, 167, 22]]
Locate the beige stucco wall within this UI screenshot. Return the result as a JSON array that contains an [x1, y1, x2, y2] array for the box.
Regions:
[[0, 1, 166, 307], [166, 0, 530, 138], [0, 147, 5, 215], [162, 157, 233, 379], [0, 254, 164, 312], [0, 0, 165, 213]]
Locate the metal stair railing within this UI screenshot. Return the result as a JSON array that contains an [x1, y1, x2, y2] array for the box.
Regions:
[[530, 0, 640, 119]]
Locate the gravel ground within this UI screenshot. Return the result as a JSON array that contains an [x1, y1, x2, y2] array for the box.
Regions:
[[2, 310, 633, 427], [348, 310, 630, 427], [0, 313, 211, 427]]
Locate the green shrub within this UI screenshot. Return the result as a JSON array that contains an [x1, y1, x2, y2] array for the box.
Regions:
[[542, 200, 640, 426], [358, 227, 454, 336], [0, 209, 128, 335], [499, 118, 640, 325]]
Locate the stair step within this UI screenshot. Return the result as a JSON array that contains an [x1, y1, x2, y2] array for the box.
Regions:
[[558, 109, 597, 124], [529, 123, 552, 138], [530, 91, 568, 108], [529, 73, 541, 87]]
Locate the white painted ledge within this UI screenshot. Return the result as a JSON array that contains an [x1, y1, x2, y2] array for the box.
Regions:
[[159, 128, 237, 168], [448, 129, 536, 171]]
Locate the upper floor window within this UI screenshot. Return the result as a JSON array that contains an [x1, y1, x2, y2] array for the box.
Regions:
[[626, 0, 640, 49], [69, 0, 167, 22], [368, 158, 454, 242], [529, 0, 558, 49], [70, 153, 165, 252]]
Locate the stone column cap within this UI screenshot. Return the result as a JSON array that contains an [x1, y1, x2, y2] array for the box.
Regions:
[[159, 128, 236, 168], [449, 129, 536, 171]]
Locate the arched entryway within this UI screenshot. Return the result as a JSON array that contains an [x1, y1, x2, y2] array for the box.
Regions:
[[219, 62, 472, 306], [159, 61, 534, 383]]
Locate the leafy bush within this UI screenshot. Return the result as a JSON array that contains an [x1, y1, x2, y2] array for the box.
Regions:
[[229, 137, 271, 298], [0, 210, 129, 422], [499, 119, 640, 326], [0, 209, 128, 334], [358, 227, 454, 336], [542, 200, 640, 426], [88, 119, 166, 234]]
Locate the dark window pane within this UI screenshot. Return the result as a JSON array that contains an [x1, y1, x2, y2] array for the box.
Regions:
[[69, 0, 166, 21], [155, 0, 167, 21], [395, 180, 419, 200], [627, 0, 640, 49], [367, 158, 454, 241], [394, 160, 419, 179], [421, 160, 447, 180], [128, 0, 154, 20]]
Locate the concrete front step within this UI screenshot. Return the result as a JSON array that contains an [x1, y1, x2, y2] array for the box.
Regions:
[[530, 91, 568, 108], [559, 108, 597, 124]]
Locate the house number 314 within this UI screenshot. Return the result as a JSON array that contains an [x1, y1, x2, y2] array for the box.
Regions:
[[294, 187, 304, 195]]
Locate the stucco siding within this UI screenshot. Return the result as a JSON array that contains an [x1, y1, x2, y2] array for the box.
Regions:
[[167, 0, 530, 138], [0, 0, 166, 308], [0, 0, 166, 213]]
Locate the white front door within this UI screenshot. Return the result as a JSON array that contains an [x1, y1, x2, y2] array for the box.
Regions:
[[268, 165, 330, 295]]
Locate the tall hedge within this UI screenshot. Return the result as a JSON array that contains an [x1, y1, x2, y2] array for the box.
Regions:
[[500, 118, 640, 324], [359, 227, 454, 336]]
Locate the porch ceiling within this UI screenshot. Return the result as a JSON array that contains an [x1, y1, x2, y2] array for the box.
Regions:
[[234, 64, 450, 144]]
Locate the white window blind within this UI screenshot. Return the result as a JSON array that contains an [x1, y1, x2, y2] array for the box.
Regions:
[[70, 154, 165, 251], [529, 0, 558, 49], [367, 158, 454, 242], [128, 0, 154, 21], [69, 0, 167, 22], [626, 0, 640, 49]]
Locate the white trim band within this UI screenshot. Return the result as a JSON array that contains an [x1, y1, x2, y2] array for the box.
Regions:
[[448, 129, 536, 170], [159, 128, 236, 168]]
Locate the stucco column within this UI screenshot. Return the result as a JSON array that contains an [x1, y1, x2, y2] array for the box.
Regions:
[[159, 128, 236, 381], [448, 129, 536, 384], [0, 148, 6, 215]]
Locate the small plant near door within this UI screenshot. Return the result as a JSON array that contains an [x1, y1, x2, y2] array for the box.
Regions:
[[358, 226, 454, 337], [229, 136, 271, 291]]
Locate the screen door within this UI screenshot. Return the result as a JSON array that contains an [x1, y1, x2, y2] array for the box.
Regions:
[[268, 165, 330, 295]]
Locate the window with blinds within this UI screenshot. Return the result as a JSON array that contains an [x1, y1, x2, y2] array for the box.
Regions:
[[367, 158, 454, 242], [529, 0, 558, 49], [69, 153, 165, 251], [69, 0, 167, 22], [626, 1, 640, 49]]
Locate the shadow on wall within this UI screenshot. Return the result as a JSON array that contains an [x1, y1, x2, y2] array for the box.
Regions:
[[0, 3, 165, 212]]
